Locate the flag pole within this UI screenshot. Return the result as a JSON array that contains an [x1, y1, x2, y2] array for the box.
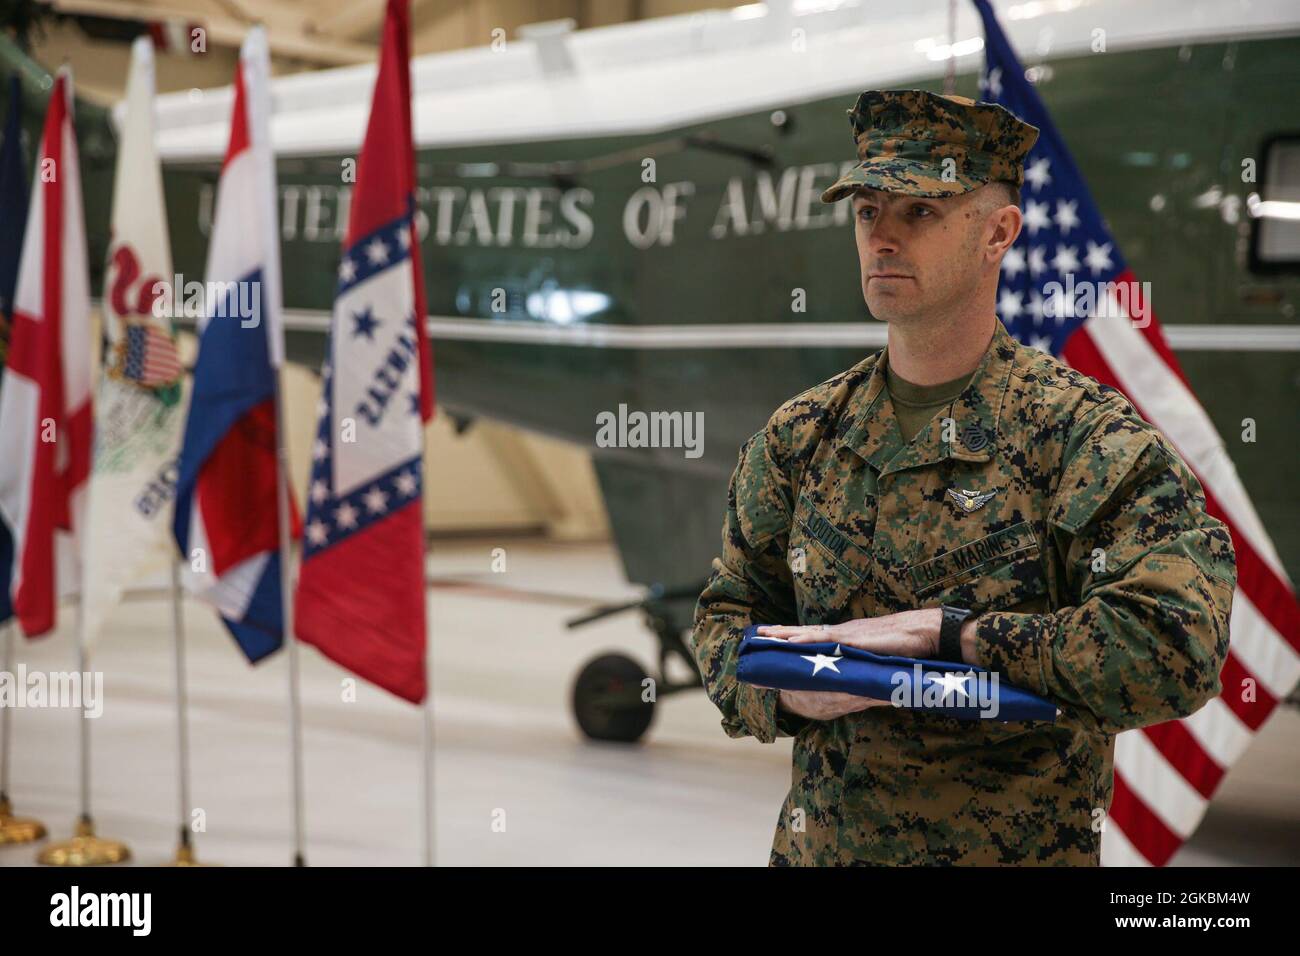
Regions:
[[422, 610, 434, 866], [36, 590, 130, 864], [25, 63, 129, 868], [945, 0, 957, 95], [237, 23, 304, 867], [273, 371, 306, 867], [0, 621, 47, 844], [421, 678, 433, 866], [165, 559, 210, 865]]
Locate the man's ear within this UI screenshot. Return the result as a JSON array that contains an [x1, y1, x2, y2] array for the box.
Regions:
[[988, 203, 1022, 262]]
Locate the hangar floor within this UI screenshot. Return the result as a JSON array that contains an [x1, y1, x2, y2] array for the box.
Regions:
[[1, 537, 1297, 867]]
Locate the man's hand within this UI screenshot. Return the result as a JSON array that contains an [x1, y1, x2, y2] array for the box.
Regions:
[[758, 607, 944, 659], [778, 688, 892, 720]]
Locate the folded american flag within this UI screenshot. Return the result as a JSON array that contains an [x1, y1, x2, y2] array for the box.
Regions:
[[737, 625, 1057, 723]]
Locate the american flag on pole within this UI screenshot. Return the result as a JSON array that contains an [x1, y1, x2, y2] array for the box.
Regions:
[[973, 0, 1300, 866], [294, 0, 434, 703]]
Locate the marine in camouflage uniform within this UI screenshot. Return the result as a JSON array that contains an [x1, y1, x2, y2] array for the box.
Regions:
[[691, 90, 1237, 866]]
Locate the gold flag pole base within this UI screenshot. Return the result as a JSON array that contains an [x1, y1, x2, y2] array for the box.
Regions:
[[165, 832, 218, 866], [36, 815, 131, 866], [0, 796, 48, 845]]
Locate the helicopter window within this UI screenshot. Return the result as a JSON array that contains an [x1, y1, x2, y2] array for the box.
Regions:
[[1249, 136, 1300, 273]]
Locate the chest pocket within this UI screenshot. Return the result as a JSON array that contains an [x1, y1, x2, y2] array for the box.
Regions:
[[789, 493, 872, 624], [907, 521, 1050, 613]]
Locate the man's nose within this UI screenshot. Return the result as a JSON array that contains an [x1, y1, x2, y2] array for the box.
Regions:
[[867, 213, 901, 256]]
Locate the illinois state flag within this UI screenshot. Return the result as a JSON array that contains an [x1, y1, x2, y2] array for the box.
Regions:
[[173, 27, 299, 662], [0, 68, 94, 638], [974, 0, 1300, 865], [83, 36, 187, 646], [295, 0, 434, 703]]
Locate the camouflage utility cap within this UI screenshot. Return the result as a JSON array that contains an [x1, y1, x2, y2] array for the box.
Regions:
[[821, 89, 1040, 203]]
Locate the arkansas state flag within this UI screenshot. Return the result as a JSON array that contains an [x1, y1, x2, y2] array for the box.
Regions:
[[295, 0, 434, 703], [0, 68, 94, 638], [173, 27, 299, 662]]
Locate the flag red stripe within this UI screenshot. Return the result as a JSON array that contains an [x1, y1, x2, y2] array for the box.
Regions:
[[41, 76, 67, 532], [1109, 771, 1184, 866], [1114, 268, 1192, 391], [1217, 652, 1278, 731], [1141, 720, 1224, 799], [196, 399, 298, 574], [223, 63, 250, 167], [141, 328, 183, 379], [61, 401, 92, 526], [3, 310, 41, 378]]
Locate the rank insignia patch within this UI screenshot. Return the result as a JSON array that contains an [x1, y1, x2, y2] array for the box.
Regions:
[[960, 422, 990, 452]]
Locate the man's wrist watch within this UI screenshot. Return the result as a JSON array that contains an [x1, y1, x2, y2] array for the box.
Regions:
[[938, 605, 971, 662]]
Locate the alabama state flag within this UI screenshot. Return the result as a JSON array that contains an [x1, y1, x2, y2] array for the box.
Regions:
[[0, 68, 94, 638]]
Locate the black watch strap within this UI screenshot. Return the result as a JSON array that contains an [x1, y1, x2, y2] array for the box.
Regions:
[[939, 605, 971, 662]]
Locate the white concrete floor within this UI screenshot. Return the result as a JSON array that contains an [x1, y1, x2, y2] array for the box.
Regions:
[[0, 536, 1296, 866]]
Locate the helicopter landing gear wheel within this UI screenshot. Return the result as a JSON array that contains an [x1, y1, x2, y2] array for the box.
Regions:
[[572, 653, 655, 743]]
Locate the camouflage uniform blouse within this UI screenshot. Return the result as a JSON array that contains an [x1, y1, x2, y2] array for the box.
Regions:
[[692, 320, 1236, 865]]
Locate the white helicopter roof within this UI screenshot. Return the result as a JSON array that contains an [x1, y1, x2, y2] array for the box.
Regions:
[[147, 0, 1300, 162]]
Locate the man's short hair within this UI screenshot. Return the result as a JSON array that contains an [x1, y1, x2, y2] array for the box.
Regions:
[[991, 181, 1020, 208]]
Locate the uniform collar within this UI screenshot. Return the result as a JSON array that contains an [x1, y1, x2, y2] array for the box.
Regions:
[[838, 319, 1017, 477]]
